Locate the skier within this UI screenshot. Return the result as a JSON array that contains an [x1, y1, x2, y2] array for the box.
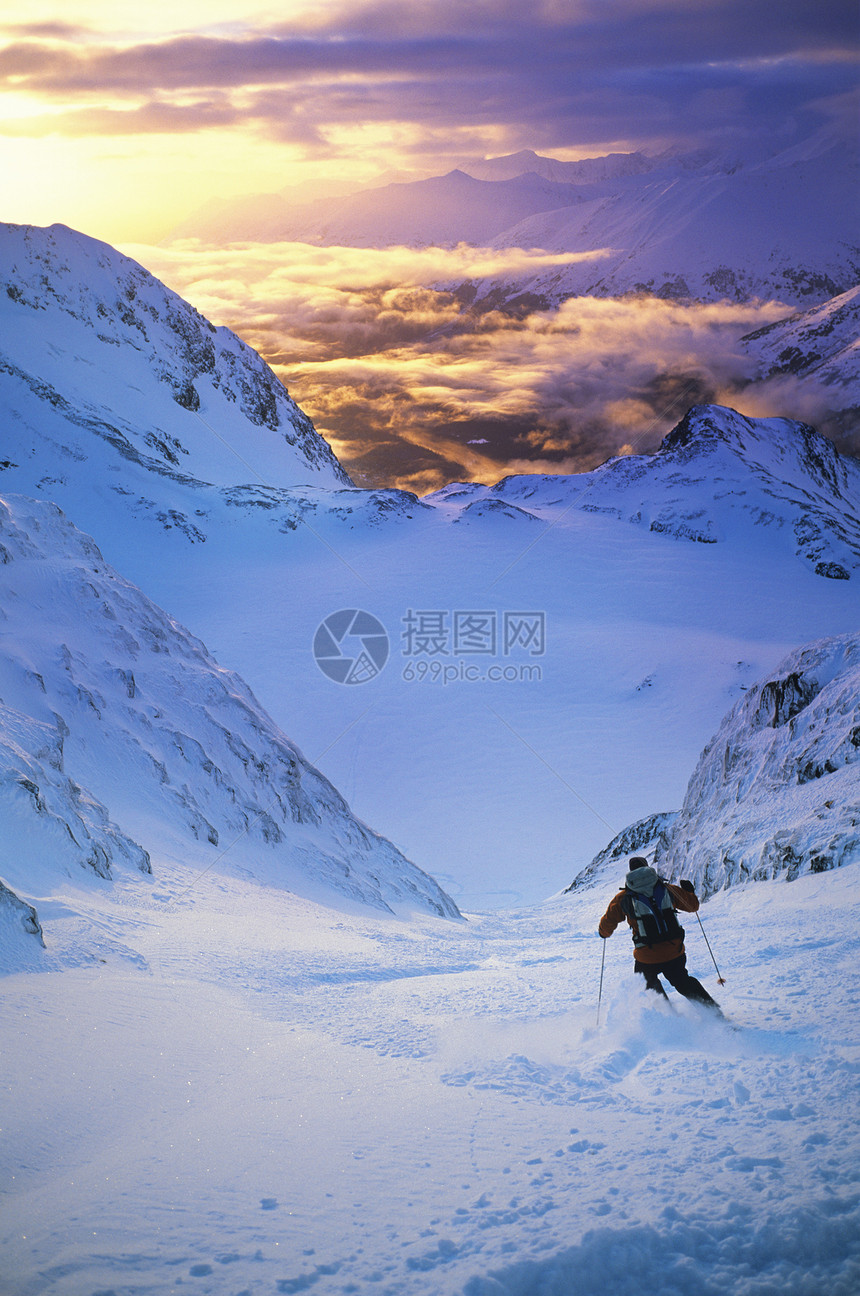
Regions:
[[599, 857, 721, 1011]]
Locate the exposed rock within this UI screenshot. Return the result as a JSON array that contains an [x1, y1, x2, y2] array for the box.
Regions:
[[0, 879, 44, 944]]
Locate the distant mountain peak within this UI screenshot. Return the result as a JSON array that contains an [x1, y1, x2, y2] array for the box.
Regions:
[[659, 404, 852, 493], [660, 403, 755, 452]]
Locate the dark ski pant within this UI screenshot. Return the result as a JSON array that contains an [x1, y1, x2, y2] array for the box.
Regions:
[[635, 953, 720, 1009]]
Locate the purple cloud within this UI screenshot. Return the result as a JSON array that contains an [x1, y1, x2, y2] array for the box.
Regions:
[[0, 1, 855, 157]]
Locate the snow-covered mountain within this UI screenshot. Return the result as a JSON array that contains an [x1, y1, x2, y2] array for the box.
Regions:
[[0, 222, 349, 493], [174, 171, 602, 250], [560, 811, 678, 895], [471, 130, 858, 308], [0, 222, 446, 551], [1, 220, 858, 912], [741, 286, 860, 432], [428, 404, 860, 580], [165, 153, 655, 246], [167, 127, 859, 309], [3, 210, 860, 1296], [461, 148, 655, 185], [0, 492, 459, 965]]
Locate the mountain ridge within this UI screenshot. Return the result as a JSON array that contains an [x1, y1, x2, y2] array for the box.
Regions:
[[427, 404, 860, 579], [0, 221, 350, 491], [164, 128, 860, 309]]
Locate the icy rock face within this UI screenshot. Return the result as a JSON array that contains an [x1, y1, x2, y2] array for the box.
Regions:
[[656, 633, 860, 895], [0, 222, 350, 491], [0, 881, 44, 943], [0, 877, 45, 971], [0, 495, 460, 920]]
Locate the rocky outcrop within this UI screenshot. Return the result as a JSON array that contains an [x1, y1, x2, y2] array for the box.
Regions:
[[564, 812, 677, 893], [566, 633, 860, 901], [655, 633, 860, 894]]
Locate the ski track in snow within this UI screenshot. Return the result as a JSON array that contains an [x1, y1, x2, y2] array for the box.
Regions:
[[2, 864, 859, 1296]]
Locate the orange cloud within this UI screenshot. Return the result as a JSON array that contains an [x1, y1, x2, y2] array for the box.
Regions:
[[125, 238, 828, 493]]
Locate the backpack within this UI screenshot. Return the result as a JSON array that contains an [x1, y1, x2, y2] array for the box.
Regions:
[[620, 880, 684, 948]]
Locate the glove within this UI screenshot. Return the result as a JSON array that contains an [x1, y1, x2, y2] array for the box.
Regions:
[[679, 879, 695, 893]]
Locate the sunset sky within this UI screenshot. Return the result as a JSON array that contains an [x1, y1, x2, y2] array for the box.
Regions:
[[2, 0, 855, 243], [1, 1, 857, 489]]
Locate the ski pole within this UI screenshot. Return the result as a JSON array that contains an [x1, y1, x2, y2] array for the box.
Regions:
[[695, 912, 726, 985], [596, 938, 607, 1027]]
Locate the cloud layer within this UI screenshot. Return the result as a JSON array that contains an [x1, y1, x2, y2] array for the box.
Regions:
[[2, 1, 856, 162], [127, 239, 839, 493]]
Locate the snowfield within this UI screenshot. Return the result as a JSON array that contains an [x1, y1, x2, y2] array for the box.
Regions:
[[2, 860, 859, 1295]]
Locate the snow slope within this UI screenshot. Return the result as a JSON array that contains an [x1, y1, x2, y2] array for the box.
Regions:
[[1, 854, 858, 1294], [1, 217, 859, 1296], [127, 405, 859, 910], [430, 404, 860, 579], [0, 221, 349, 490], [0, 492, 459, 958]]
